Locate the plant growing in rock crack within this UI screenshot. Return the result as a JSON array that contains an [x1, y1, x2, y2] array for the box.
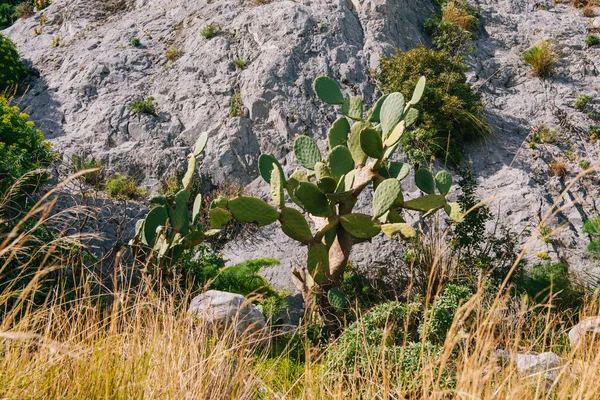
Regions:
[[200, 23, 222, 39], [586, 34, 600, 47], [128, 96, 157, 116], [523, 41, 560, 79], [130, 133, 216, 269], [232, 58, 248, 69], [212, 76, 464, 317]]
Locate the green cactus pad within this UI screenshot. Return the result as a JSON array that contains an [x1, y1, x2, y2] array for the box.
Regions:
[[381, 223, 416, 239], [387, 209, 406, 223], [348, 121, 369, 165], [258, 154, 284, 183], [270, 165, 285, 208], [134, 219, 143, 237], [182, 154, 197, 191], [279, 207, 313, 243], [294, 135, 322, 170], [408, 76, 426, 106], [150, 195, 167, 205], [415, 168, 435, 195], [183, 231, 207, 249], [435, 170, 452, 195], [344, 170, 356, 191], [209, 207, 232, 229], [383, 139, 401, 161], [192, 194, 203, 224], [404, 108, 419, 128], [383, 120, 405, 148], [380, 92, 405, 136], [328, 145, 354, 179], [326, 190, 353, 202], [360, 127, 384, 159], [307, 243, 329, 284], [313, 76, 344, 105], [340, 213, 381, 239], [382, 162, 410, 181], [228, 196, 280, 226], [444, 202, 464, 223], [327, 287, 347, 309], [193, 132, 209, 156], [368, 94, 389, 123], [295, 182, 334, 217], [143, 206, 168, 246], [211, 196, 229, 209], [168, 190, 191, 234], [314, 162, 333, 180], [342, 96, 363, 120], [403, 194, 446, 212], [317, 177, 337, 194], [373, 179, 402, 218], [328, 117, 351, 150]]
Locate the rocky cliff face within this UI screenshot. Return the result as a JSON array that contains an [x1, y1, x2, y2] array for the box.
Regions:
[[3, 0, 600, 292]]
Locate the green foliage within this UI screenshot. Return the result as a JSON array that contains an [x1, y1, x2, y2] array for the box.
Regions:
[[200, 23, 222, 39], [583, 216, 600, 259], [229, 90, 244, 117], [377, 46, 486, 164], [0, 34, 27, 92], [104, 173, 146, 200], [166, 47, 182, 61], [586, 34, 600, 47], [33, 0, 50, 11], [128, 97, 157, 116], [71, 154, 103, 187], [575, 95, 592, 111], [420, 284, 473, 343], [130, 38, 141, 48], [523, 41, 559, 79], [232, 58, 248, 69], [0, 96, 55, 197]]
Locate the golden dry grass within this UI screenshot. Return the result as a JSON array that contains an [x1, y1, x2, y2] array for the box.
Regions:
[[441, 1, 478, 32]]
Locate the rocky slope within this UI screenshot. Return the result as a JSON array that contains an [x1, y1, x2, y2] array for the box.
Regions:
[[3, 0, 600, 293]]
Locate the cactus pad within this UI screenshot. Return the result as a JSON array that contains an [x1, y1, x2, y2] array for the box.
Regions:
[[295, 182, 334, 217], [408, 76, 426, 106], [368, 94, 389, 123], [403, 194, 446, 212], [270, 165, 285, 208], [444, 202, 464, 223], [150, 195, 167, 205], [307, 243, 329, 284], [313, 76, 344, 105], [258, 154, 284, 183], [182, 153, 196, 190], [192, 194, 203, 224], [342, 96, 363, 120], [404, 108, 419, 128], [168, 190, 191, 234], [229, 196, 280, 226], [327, 287, 347, 309], [193, 132, 209, 156], [360, 127, 384, 159], [279, 207, 313, 243], [211, 196, 229, 209], [143, 206, 168, 246], [384, 120, 405, 148], [415, 168, 435, 195], [373, 178, 402, 218], [328, 145, 354, 179], [340, 213, 381, 239], [381, 223, 416, 239], [380, 92, 405, 136], [209, 207, 232, 229], [435, 170, 452, 195], [314, 162, 333, 180], [317, 177, 337, 194], [328, 117, 351, 150], [348, 121, 369, 165], [383, 161, 410, 181], [294, 136, 322, 170]]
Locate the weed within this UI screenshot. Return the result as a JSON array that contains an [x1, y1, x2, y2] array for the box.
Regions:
[[575, 94, 592, 111], [229, 90, 244, 117], [128, 96, 157, 116], [104, 173, 146, 200], [523, 41, 559, 79], [232, 58, 248, 69], [71, 154, 103, 187], [550, 159, 568, 178], [50, 36, 60, 47], [200, 23, 222, 39], [586, 34, 600, 47], [130, 38, 141, 48], [166, 47, 182, 61]]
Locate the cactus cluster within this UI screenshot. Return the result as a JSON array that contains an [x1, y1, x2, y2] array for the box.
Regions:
[[131, 133, 217, 266], [215, 76, 463, 310]]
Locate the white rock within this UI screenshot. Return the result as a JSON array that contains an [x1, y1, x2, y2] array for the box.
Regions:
[[496, 350, 564, 383], [569, 317, 600, 349]]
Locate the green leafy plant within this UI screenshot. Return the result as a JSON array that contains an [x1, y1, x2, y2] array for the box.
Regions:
[[131, 133, 212, 268], [71, 154, 103, 187], [515, 262, 584, 310], [590, 125, 600, 140], [130, 38, 141, 48], [232, 58, 248, 69], [200, 23, 222, 39], [419, 284, 473, 343], [575, 94, 592, 111], [128, 96, 157, 116], [377, 46, 487, 164], [0, 34, 27, 93], [214, 76, 463, 315], [529, 123, 557, 144], [105, 173, 146, 200], [428, 0, 479, 56], [523, 41, 559, 79], [0, 96, 55, 197], [586, 34, 600, 47], [229, 90, 243, 117], [583, 216, 600, 259]]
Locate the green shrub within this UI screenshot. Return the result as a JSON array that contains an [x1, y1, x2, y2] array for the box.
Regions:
[[377, 46, 487, 164], [590, 125, 600, 140], [130, 38, 141, 48], [0, 3, 16, 29], [0, 34, 27, 93], [428, 0, 478, 56], [104, 173, 146, 200], [14, 2, 33, 19], [229, 90, 243, 117], [128, 96, 157, 116], [583, 216, 600, 259], [420, 284, 473, 343], [575, 94, 592, 111], [515, 262, 583, 309], [586, 34, 600, 47], [0, 96, 54, 197], [232, 58, 248, 69], [71, 154, 103, 187], [523, 41, 559, 79], [200, 23, 222, 39]]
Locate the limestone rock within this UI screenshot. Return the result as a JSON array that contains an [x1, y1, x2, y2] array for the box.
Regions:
[[569, 317, 600, 349], [496, 350, 564, 384]]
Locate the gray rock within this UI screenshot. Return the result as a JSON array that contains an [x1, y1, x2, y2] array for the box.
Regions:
[[188, 290, 267, 336], [569, 316, 600, 349], [496, 350, 564, 384]]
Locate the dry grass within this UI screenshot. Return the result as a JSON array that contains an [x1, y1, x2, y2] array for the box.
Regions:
[[582, 4, 597, 16], [550, 159, 569, 178], [441, 0, 478, 32]]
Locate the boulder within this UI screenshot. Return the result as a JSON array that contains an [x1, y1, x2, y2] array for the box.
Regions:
[[496, 350, 564, 384], [188, 290, 266, 337], [569, 317, 600, 349]]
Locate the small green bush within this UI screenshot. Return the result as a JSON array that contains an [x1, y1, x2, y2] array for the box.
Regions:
[[200, 23, 222, 39], [72, 154, 103, 187], [583, 216, 600, 259], [0, 96, 55, 196], [104, 173, 146, 200], [420, 284, 473, 343], [586, 34, 600, 47], [515, 262, 583, 309], [575, 95, 592, 111], [0, 34, 27, 92], [130, 38, 141, 48], [128, 96, 157, 116], [377, 46, 487, 164], [523, 41, 559, 79], [232, 58, 248, 69]]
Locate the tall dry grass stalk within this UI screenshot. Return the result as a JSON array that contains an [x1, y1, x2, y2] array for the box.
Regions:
[[0, 166, 599, 399]]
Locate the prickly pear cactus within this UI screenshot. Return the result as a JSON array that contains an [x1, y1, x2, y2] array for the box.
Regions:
[[217, 76, 463, 315], [131, 132, 216, 267]]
